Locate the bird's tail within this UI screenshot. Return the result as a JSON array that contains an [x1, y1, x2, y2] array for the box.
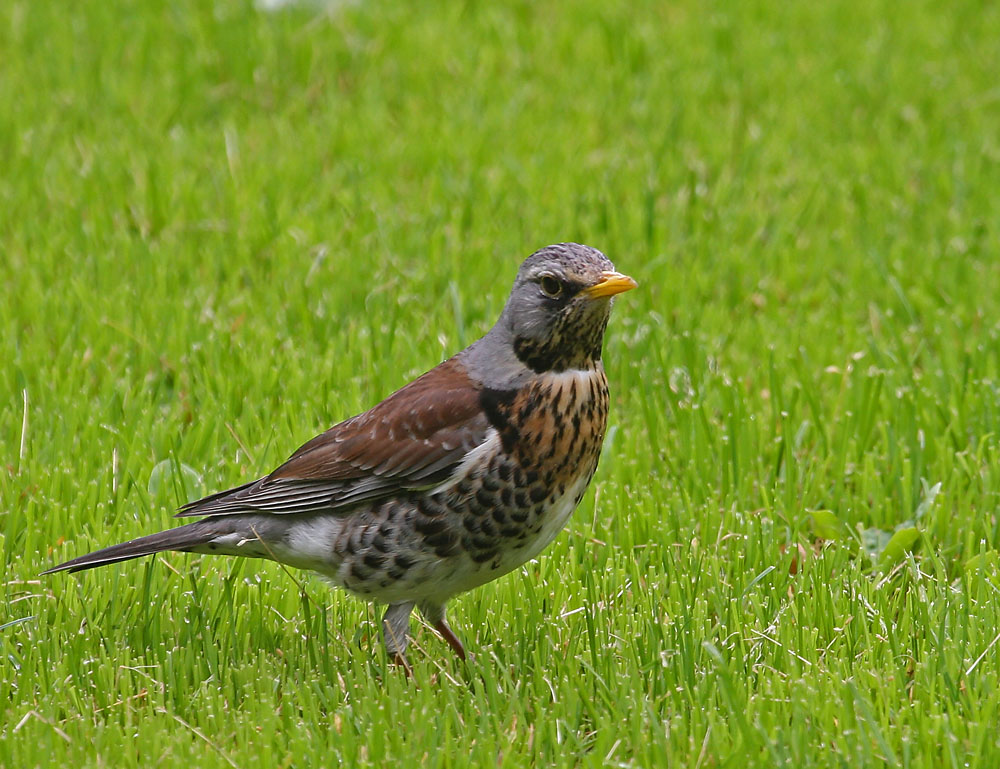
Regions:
[[42, 520, 222, 575]]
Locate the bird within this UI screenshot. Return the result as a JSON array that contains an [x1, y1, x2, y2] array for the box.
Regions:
[[44, 243, 637, 666]]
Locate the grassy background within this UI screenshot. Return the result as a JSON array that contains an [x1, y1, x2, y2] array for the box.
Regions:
[[3, 0, 1000, 765]]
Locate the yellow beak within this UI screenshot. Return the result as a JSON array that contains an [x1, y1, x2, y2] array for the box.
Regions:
[[584, 271, 638, 299]]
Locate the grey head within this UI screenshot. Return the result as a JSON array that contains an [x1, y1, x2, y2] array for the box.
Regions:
[[463, 243, 637, 385]]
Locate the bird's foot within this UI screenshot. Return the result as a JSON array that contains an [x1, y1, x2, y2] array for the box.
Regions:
[[390, 652, 413, 676]]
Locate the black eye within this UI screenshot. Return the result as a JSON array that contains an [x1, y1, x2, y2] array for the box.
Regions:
[[539, 275, 563, 298]]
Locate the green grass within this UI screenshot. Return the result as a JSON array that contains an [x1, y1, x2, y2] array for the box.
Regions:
[[3, 0, 1000, 765]]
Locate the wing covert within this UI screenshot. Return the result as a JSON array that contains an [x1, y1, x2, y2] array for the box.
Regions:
[[176, 357, 488, 518]]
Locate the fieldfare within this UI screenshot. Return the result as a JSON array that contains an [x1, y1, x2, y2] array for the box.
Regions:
[[45, 243, 637, 664]]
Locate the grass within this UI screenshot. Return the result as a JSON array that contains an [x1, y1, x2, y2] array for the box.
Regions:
[[2, 0, 1000, 765]]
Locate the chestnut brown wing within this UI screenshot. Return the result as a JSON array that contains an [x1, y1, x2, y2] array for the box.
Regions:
[[176, 357, 488, 518]]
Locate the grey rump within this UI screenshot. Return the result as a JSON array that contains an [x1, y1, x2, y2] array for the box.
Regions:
[[44, 243, 637, 664]]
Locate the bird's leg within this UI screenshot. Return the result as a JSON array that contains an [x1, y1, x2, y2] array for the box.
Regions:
[[419, 602, 467, 661], [382, 601, 415, 670], [435, 620, 467, 661]]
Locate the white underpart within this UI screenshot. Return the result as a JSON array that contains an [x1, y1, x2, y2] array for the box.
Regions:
[[520, 470, 593, 563], [197, 517, 343, 573], [430, 428, 501, 495], [272, 519, 345, 573], [202, 532, 258, 552]]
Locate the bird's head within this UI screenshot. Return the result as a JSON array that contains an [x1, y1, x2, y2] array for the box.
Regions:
[[496, 243, 637, 373]]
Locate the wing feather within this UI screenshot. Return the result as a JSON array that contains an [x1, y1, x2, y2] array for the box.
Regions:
[[177, 356, 488, 518]]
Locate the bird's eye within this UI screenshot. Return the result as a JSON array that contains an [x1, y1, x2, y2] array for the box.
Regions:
[[539, 275, 563, 298]]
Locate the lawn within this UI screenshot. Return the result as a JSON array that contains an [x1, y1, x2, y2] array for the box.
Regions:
[[3, 0, 1000, 766]]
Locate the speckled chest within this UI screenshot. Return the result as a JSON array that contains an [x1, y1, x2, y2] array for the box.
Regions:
[[489, 366, 610, 497], [438, 366, 610, 568]]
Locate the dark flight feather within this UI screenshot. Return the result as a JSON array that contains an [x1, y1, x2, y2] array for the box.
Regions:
[[175, 357, 489, 519]]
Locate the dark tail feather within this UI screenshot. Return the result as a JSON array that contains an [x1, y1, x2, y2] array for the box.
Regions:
[[42, 521, 217, 575]]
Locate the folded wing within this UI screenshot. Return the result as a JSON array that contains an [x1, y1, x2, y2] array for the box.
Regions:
[[177, 356, 488, 518]]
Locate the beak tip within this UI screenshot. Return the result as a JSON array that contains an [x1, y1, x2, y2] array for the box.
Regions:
[[586, 271, 638, 299]]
